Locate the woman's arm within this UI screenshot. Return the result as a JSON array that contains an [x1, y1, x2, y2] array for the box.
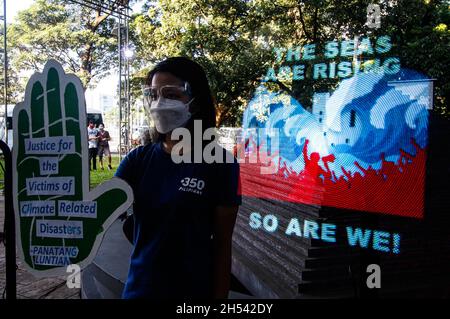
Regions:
[[213, 205, 239, 299]]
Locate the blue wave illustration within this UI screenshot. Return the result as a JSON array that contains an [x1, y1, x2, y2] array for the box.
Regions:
[[242, 69, 430, 178]]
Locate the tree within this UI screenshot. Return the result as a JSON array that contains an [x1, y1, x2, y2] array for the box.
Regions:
[[384, 0, 450, 117], [130, 0, 449, 126], [130, 0, 274, 126], [8, 0, 132, 89], [247, 0, 449, 115], [0, 61, 23, 105]]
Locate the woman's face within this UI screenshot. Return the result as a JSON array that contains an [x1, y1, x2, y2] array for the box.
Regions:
[[151, 72, 191, 104]]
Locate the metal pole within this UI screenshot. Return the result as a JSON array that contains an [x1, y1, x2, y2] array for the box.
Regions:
[[3, 0, 7, 145], [125, 9, 130, 153], [118, 18, 122, 160], [2, 4, 15, 299], [0, 140, 15, 299]]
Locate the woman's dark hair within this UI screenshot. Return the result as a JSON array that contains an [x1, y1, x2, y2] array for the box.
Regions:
[[145, 57, 216, 143]]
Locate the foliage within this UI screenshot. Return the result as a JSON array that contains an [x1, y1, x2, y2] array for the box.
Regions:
[[7, 0, 128, 89], [130, 0, 449, 123], [4, 0, 449, 123], [130, 0, 274, 126]]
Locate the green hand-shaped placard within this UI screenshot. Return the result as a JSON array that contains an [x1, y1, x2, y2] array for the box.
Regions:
[[13, 60, 133, 277]]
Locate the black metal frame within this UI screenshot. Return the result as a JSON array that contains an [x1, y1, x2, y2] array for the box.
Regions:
[[65, 0, 133, 159], [0, 140, 14, 299], [1, 1, 132, 300], [66, 0, 131, 19]]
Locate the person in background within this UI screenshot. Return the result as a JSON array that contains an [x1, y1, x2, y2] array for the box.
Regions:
[[97, 123, 112, 170], [87, 120, 99, 170]]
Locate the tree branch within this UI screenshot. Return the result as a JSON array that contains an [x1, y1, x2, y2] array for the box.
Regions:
[[89, 0, 121, 30], [265, 79, 294, 96], [312, 6, 319, 42], [297, 2, 311, 41]]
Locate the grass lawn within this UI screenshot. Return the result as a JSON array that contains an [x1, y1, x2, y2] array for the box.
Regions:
[[0, 155, 124, 190], [89, 155, 123, 188]]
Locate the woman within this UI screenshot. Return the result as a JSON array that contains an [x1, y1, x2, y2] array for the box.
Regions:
[[115, 57, 241, 299]]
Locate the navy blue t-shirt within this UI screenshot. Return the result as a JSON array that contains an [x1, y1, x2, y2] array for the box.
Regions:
[[115, 141, 241, 299]]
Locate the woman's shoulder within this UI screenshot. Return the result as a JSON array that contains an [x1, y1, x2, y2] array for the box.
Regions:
[[115, 143, 157, 180], [127, 142, 157, 162]]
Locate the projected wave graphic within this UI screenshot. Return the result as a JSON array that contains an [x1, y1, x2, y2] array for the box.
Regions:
[[240, 69, 431, 218]]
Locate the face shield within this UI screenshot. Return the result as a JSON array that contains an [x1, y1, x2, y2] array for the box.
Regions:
[[142, 82, 194, 134]]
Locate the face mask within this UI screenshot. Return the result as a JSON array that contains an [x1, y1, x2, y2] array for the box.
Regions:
[[149, 97, 194, 134], [99, 126, 104, 131]]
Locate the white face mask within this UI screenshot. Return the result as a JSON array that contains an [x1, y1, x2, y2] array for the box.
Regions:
[[149, 97, 194, 134]]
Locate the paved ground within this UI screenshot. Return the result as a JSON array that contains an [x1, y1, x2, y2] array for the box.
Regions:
[[0, 195, 80, 299]]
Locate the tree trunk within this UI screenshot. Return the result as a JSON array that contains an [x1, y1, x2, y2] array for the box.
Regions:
[[80, 42, 94, 89]]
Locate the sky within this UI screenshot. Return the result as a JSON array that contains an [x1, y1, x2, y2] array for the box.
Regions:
[[6, 0, 145, 22], [5, 0, 35, 23], [6, 0, 146, 111]]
